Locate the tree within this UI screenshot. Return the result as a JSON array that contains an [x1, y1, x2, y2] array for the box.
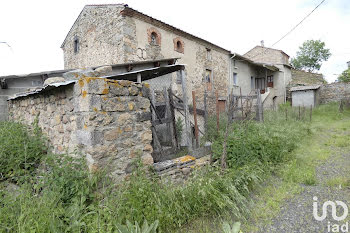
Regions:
[[337, 68, 350, 83], [291, 40, 331, 72]]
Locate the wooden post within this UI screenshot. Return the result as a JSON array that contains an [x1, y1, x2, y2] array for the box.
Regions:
[[180, 70, 192, 151], [150, 89, 163, 155], [256, 90, 263, 122], [240, 87, 244, 119], [168, 88, 179, 149], [164, 87, 177, 149], [310, 105, 312, 122], [298, 106, 301, 120], [216, 91, 220, 133], [137, 73, 142, 83], [204, 88, 208, 134], [192, 91, 199, 148]]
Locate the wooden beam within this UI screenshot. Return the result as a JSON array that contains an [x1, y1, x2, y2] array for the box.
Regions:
[[180, 70, 192, 151], [192, 91, 199, 148]]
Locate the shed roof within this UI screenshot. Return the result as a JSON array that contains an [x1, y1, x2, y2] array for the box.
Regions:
[[290, 85, 321, 92], [8, 64, 185, 100]]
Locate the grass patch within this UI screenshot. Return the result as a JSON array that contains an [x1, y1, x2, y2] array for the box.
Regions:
[[325, 176, 350, 188], [242, 103, 350, 232], [1, 103, 348, 233]]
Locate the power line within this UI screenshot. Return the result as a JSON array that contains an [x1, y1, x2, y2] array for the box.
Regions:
[[0, 41, 14, 53], [271, 0, 326, 47], [247, 0, 326, 61]]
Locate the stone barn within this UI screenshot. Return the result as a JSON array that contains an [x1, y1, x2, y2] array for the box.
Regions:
[[290, 85, 320, 108]]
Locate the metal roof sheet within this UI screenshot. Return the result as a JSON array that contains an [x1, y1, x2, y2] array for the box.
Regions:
[[290, 85, 321, 92]]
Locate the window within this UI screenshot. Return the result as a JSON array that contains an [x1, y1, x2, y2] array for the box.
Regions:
[[205, 69, 212, 91], [151, 32, 157, 44], [74, 37, 79, 54], [206, 48, 212, 61], [147, 28, 161, 46], [267, 75, 274, 88], [233, 73, 238, 86], [173, 37, 184, 53]]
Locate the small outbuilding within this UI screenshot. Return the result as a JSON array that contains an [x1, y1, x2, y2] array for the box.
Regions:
[[290, 85, 320, 108]]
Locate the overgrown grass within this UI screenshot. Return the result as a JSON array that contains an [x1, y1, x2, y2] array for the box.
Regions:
[[0, 121, 47, 183], [1, 103, 344, 233], [243, 102, 350, 232]]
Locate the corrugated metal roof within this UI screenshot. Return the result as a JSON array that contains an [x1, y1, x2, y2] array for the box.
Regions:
[[8, 80, 77, 100], [8, 64, 185, 100], [290, 85, 321, 92]]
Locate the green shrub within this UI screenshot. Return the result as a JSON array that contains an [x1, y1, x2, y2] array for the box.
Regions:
[[0, 121, 47, 183], [211, 110, 310, 170]]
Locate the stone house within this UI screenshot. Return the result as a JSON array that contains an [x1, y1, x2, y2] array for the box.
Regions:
[[243, 45, 293, 108], [61, 4, 284, 110]]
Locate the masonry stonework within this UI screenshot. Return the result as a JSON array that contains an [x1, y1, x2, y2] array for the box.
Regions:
[[8, 77, 153, 181], [319, 82, 350, 104], [62, 5, 127, 69], [62, 5, 231, 113], [244, 46, 290, 65]]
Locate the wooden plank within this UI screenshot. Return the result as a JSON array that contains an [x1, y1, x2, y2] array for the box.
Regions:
[[240, 87, 244, 119], [152, 117, 173, 126], [256, 90, 263, 122], [204, 88, 208, 134], [164, 87, 177, 149], [216, 91, 220, 133], [150, 89, 163, 155], [168, 88, 179, 149], [192, 91, 199, 148], [180, 70, 192, 151], [232, 95, 258, 99], [151, 89, 157, 122]]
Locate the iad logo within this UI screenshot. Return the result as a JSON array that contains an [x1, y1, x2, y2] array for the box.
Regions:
[[313, 196, 348, 221], [313, 196, 349, 232]]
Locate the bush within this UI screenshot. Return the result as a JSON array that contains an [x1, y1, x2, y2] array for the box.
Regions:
[[211, 110, 310, 169], [0, 121, 47, 183], [0, 107, 315, 232]]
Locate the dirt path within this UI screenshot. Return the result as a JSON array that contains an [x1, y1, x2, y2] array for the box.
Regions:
[[255, 121, 350, 233]]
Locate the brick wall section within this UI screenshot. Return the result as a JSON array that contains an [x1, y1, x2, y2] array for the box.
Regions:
[[8, 77, 153, 181], [319, 82, 350, 104]]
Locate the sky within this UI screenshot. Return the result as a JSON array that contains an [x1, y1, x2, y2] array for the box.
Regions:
[[0, 0, 349, 82]]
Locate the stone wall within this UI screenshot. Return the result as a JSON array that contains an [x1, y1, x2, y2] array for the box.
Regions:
[[290, 69, 326, 86], [62, 5, 127, 69], [8, 77, 153, 181], [62, 4, 231, 114], [286, 69, 325, 102], [244, 46, 289, 65], [319, 82, 350, 104]]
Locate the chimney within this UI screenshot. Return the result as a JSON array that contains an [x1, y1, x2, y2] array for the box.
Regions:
[[347, 61, 350, 68], [260, 40, 265, 47]]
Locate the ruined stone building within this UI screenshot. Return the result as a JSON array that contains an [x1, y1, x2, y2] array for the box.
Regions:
[[61, 4, 293, 110]]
